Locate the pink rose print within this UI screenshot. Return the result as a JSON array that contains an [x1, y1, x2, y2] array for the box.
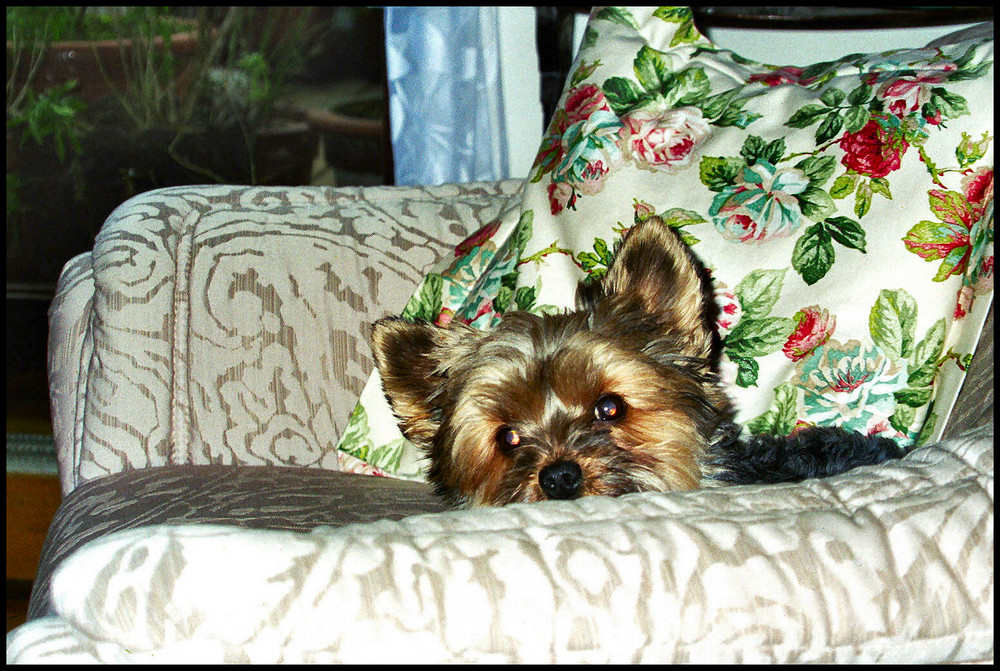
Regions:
[[838, 117, 909, 178], [548, 181, 577, 215], [783, 306, 836, 361], [564, 84, 612, 125], [875, 66, 955, 118], [620, 103, 709, 172], [748, 66, 811, 87]]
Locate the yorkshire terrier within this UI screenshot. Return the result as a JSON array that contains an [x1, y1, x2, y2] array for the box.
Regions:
[[372, 216, 904, 506]]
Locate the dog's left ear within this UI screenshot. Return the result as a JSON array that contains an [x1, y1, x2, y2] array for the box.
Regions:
[[582, 216, 717, 360]]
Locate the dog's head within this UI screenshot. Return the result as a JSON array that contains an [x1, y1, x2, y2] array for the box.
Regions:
[[372, 217, 733, 506]]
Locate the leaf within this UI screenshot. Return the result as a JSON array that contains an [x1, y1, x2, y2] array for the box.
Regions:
[[830, 173, 857, 199], [844, 105, 870, 133], [742, 136, 786, 166], [594, 7, 640, 29], [902, 219, 966, 262], [746, 383, 799, 435], [854, 180, 872, 218], [913, 410, 938, 447], [815, 111, 845, 144], [699, 88, 739, 121], [912, 318, 947, 371], [735, 268, 787, 320], [785, 103, 830, 129], [869, 288, 918, 359], [593, 237, 612, 264], [889, 404, 916, 434], [792, 223, 835, 285], [820, 87, 846, 107], [634, 46, 670, 93], [928, 188, 972, 226], [869, 177, 892, 200], [514, 285, 537, 312], [669, 67, 711, 105], [511, 210, 534, 258], [602, 76, 644, 115], [725, 317, 796, 359], [795, 155, 836, 185], [729, 355, 760, 388], [797, 185, 836, 221], [698, 156, 740, 191], [401, 273, 444, 322], [740, 136, 767, 164], [339, 403, 373, 461], [651, 8, 702, 46], [929, 87, 970, 118], [715, 106, 762, 129], [658, 207, 707, 228], [847, 82, 874, 106], [894, 386, 933, 408], [824, 216, 867, 252]]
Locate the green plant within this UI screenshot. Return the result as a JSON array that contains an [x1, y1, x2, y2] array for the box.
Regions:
[[7, 7, 329, 187]]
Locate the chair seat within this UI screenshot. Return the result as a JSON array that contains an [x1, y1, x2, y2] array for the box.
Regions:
[[28, 465, 454, 620]]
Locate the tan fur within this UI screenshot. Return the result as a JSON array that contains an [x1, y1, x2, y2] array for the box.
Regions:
[[372, 216, 733, 506]]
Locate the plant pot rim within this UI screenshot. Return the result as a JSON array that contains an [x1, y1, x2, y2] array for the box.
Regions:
[[5, 17, 203, 51]]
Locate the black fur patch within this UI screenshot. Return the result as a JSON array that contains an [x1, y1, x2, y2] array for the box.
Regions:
[[709, 425, 906, 485]]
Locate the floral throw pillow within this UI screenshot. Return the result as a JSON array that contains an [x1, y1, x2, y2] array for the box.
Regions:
[[337, 7, 993, 481]]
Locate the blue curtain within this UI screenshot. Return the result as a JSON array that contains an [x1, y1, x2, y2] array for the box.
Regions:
[[384, 7, 510, 186]]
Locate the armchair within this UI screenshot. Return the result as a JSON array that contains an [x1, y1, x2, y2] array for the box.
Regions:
[[7, 6, 994, 663], [6, 180, 993, 663]]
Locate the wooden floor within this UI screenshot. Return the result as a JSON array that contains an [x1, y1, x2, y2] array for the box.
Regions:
[[6, 473, 62, 633], [7, 360, 59, 633]]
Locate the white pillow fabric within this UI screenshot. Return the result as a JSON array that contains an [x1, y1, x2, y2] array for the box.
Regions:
[[336, 8, 994, 481]]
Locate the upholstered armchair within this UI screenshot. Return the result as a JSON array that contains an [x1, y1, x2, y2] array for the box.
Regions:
[[4, 179, 992, 663], [7, 7, 994, 664]]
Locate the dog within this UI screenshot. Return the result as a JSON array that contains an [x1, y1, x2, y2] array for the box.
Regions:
[[371, 216, 904, 506]]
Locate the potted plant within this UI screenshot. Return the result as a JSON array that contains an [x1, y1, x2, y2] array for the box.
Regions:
[[6, 7, 327, 289]]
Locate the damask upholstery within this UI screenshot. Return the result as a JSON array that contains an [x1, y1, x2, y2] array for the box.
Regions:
[[46, 181, 525, 493]]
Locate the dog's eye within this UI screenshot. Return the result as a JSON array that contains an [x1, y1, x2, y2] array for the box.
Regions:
[[495, 426, 522, 452], [594, 394, 626, 422]]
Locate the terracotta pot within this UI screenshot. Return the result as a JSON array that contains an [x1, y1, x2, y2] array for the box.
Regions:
[[6, 19, 202, 103]]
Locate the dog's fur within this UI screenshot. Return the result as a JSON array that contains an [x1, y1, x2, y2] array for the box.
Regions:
[[372, 216, 904, 506]]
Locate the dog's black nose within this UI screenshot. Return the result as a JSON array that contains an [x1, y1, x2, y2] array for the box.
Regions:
[[539, 461, 583, 499]]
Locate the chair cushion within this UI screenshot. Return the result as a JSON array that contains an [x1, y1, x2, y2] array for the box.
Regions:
[[26, 465, 453, 620], [337, 10, 994, 480]]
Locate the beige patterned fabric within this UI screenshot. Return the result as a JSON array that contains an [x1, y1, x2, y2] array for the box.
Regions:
[[46, 181, 525, 494], [6, 424, 992, 663]]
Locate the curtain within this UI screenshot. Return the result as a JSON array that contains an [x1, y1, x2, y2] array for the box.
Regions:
[[384, 7, 510, 186]]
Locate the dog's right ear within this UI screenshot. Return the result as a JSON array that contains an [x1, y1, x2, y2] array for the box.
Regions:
[[370, 317, 473, 447]]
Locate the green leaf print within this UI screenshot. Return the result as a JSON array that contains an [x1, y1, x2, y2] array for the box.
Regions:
[[869, 288, 918, 360], [401, 273, 444, 322], [633, 45, 672, 92], [339, 403, 374, 461], [595, 6, 640, 29], [792, 223, 835, 285], [824, 216, 867, 252], [908, 318, 947, 388], [734, 268, 787, 320], [725, 317, 796, 359], [603, 76, 646, 116], [747, 383, 799, 436]]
